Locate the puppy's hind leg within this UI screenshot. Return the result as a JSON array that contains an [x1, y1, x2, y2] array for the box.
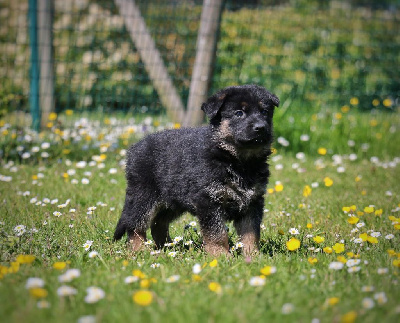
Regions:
[[120, 187, 155, 252]]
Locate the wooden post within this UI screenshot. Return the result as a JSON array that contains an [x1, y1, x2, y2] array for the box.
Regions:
[[38, 0, 55, 128], [114, 0, 185, 123], [184, 0, 223, 126]]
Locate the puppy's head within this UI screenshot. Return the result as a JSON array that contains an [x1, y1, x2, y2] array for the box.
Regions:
[[202, 85, 279, 155]]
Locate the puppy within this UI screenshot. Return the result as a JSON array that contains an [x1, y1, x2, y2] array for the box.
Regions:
[[114, 85, 279, 256]]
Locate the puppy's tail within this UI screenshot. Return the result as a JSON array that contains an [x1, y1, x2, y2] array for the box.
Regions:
[[113, 219, 126, 241]]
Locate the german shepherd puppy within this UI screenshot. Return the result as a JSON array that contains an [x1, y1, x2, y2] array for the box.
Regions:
[[114, 85, 279, 256]]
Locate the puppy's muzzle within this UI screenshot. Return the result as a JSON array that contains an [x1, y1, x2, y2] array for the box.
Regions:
[[253, 122, 266, 133]]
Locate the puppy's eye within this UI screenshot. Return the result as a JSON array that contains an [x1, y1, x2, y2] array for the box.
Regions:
[[235, 110, 244, 117], [261, 109, 269, 116]]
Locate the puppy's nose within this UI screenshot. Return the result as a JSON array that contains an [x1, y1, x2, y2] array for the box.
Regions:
[[253, 122, 266, 132]]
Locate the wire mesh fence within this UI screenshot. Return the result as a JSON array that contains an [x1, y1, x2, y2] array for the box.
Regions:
[[1, 0, 399, 129]]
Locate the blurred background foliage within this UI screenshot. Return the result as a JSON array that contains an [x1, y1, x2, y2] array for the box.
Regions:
[[0, 0, 399, 118]]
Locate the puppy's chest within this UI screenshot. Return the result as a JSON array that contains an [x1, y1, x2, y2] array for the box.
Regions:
[[205, 166, 264, 211]]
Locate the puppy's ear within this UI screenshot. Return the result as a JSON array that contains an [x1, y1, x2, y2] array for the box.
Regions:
[[260, 87, 279, 108], [201, 92, 227, 121], [269, 92, 280, 108]]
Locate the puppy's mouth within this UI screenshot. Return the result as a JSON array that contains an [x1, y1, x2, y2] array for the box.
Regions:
[[237, 136, 269, 147]]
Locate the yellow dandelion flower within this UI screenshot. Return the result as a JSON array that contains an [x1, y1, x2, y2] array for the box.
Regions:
[[29, 288, 48, 299], [48, 112, 57, 121], [342, 206, 351, 213], [350, 97, 359, 105], [306, 223, 313, 229], [303, 185, 312, 197], [16, 255, 36, 264], [209, 259, 218, 268], [374, 209, 383, 216], [341, 311, 357, 323], [9, 262, 20, 273], [208, 282, 222, 294], [372, 99, 380, 106], [387, 249, 396, 256], [346, 252, 355, 258], [318, 147, 327, 155], [52, 262, 67, 270], [341, 105, 350, 113], [355, 175, 362, 182], [347, 217, 359, 225], [133, 290, 153, 306], [367, 236, 378, 244], [323, 247, 333, 254], [327, 297, 340, 306], [369, 119, 378, 127], [359, 233, 368, 241], [337, 256, 347, 264], [140, 279, 150, 289], [313, 236, 325, 244], [357, 211, 364, 216], [132, 269, 146, 279], [174, 123, 181, 129], [274, 183, 284, 192], [260, 266, 276, 276], [364, 206, 374, 213], [267, 188, 274, 194], [286, 238, 301, 251], [308, 257, 318, 265], [393, 259, 400, 268], [65, 109, 74, 116], [332, 243, 345, 254], [192, 274, 202, 282], [383, 98, 392, 107], [324, 177, 333, 187], [0, 265, 8, 276]]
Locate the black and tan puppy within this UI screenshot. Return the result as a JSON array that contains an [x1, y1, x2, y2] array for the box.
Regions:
[[114, 85, 279, 256]]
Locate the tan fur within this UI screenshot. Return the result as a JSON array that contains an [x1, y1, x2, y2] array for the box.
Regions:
[[234, 218, 260, 256], [214, 119, 238, 157], [128, 230, 146, 252]]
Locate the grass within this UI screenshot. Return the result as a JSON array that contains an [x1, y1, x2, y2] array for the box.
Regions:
[[0, 109, 400, 322]]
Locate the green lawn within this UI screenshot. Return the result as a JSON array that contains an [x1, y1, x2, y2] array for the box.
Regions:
[[0, 110, 399, 322]]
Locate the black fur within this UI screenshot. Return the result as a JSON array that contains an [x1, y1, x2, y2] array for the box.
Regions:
[[114, 84, 279, 256]]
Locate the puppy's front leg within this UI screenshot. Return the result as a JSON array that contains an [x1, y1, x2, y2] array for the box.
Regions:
[[198, 208, 230, 257], [234, 212, 262, 257]]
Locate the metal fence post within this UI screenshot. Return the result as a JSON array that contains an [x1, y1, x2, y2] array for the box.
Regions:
[[29, 0, 40, 131], [38, 0, 55, 128]]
